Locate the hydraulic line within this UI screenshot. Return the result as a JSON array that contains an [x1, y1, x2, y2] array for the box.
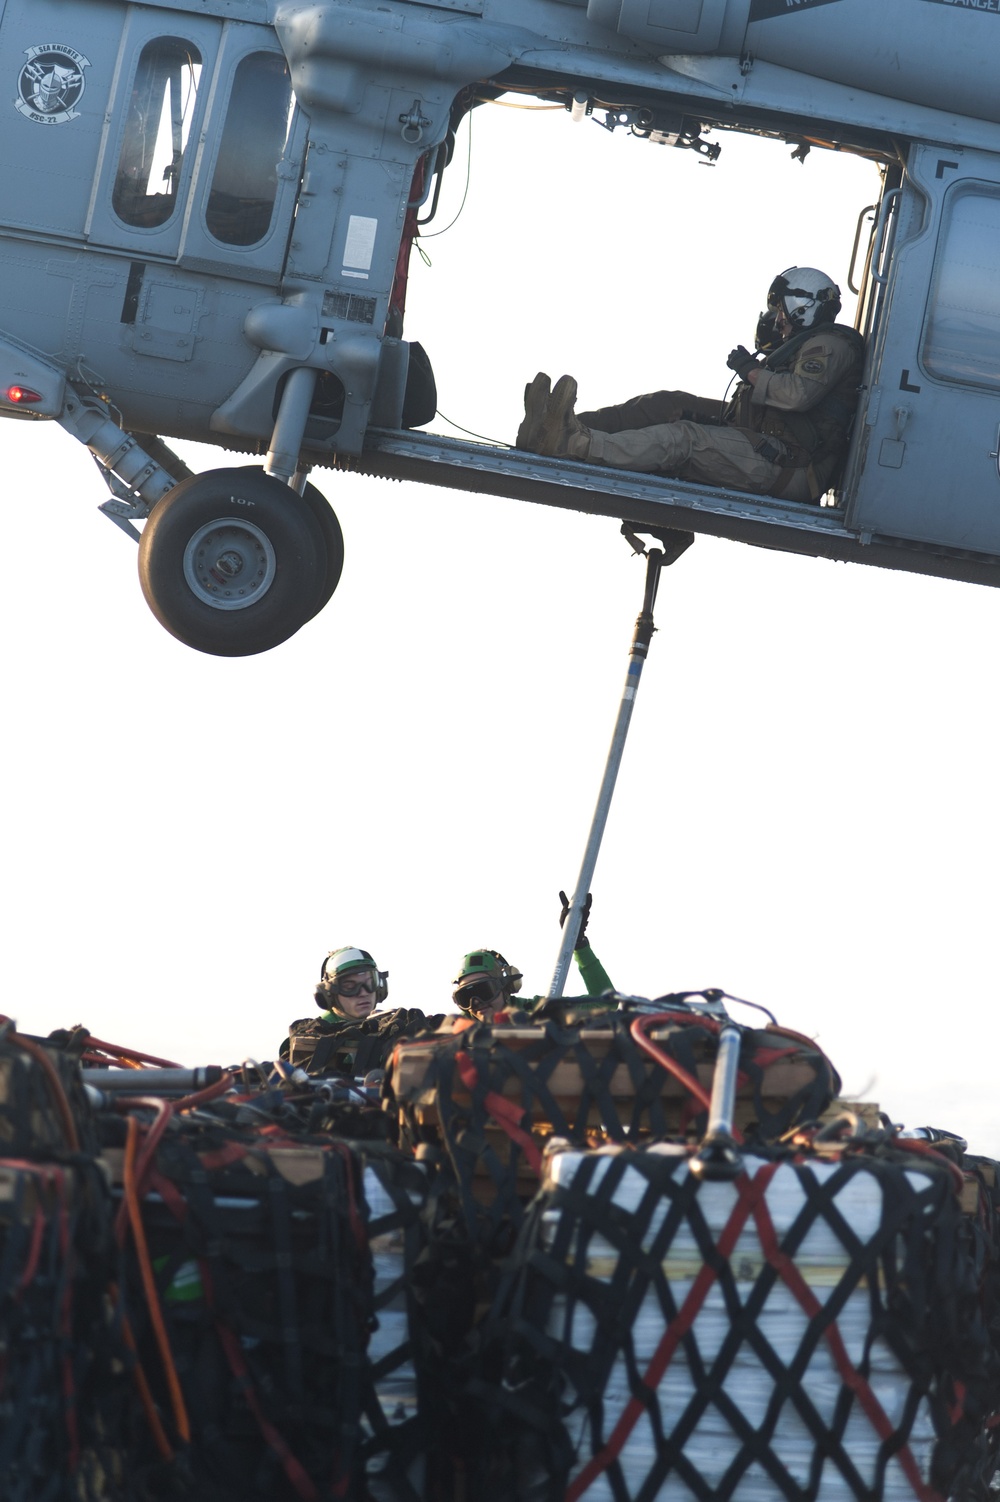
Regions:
[[629, 1012, 713, 1114], [80, 1034, 182, 1068]]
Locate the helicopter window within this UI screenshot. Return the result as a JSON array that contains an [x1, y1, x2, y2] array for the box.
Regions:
[[112, 39, 202, 230], [205, 53, 294, 247], [922, 186, 1000, 393]]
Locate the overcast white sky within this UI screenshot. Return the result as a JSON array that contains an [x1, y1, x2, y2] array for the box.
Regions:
[[3, 102, 997, 1152]]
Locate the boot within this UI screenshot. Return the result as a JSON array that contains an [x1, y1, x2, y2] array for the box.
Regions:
[[535, 374, 590, 459], [515, 372, 551, 450]]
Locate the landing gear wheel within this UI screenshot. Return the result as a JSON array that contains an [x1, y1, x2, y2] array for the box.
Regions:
[[300, 481, 345, 620], [138, 467, 327, 656]]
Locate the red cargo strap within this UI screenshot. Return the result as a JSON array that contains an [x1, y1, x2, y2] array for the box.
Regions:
[[211, 1299, 323, 1502], [890, 1136, 966, 1197], [750, 1186, 943, 1502], [3, 1162, 79, 1468], [566, 1161, 779, 1501], [198, 1140, 251, 1172], [454, 1050, 544, 1177], [149, 1168, 330, 1501]]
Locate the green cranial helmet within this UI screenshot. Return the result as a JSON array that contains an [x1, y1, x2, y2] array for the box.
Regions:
[[318, 947, 389, 1005], [452, 950, 523, 1013]]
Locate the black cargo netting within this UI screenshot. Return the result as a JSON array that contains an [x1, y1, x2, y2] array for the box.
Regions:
[[5, 1013, 1000, 1502], [0, 1156, 130, 1502], [467, 1145, 1000, 1502], [388, 1011, 840, 1240], [356, 1146, 431, 1502], [0, 1027, 100, 1159], [120, 1118, 375, 1500]]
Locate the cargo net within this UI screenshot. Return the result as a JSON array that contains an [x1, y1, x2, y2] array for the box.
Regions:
[[0, 1155, 129, 1502], [106, 1099, 430, 1502], [358, 1148, 430, 1502], [386, 1007, 841, 1238], [471, 1144, 1000, 1502], [0, 1024, 131, 1502], [0, 1020, 100, 1160]]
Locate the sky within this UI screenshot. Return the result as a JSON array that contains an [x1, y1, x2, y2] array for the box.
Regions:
[[3, 98, 998, 1153]]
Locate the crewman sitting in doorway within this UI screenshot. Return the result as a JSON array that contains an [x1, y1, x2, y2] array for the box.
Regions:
[[516, 267, 864, 505]]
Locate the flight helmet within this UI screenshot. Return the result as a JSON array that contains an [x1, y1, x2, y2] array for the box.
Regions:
[[318, 946, 389, 1006], [452, 950, 523, 1014], [767, 267, 841, 331]]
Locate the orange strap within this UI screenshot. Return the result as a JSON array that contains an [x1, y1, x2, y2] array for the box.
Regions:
[[123, 1116, 191, 1444]]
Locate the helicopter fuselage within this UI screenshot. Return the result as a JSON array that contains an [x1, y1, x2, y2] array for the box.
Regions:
[[3, 0, 1000, 650]]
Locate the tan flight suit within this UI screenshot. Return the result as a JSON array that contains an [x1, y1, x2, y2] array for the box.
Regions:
[[577, 323, 864, 503]]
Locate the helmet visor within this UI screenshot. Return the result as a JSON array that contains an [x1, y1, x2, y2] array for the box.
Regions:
[[766, 275, 789, 314]]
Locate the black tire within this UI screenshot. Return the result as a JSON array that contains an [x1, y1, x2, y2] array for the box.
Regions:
[[138, 467, 327, 657], [402, 340, 437, 429], [300, 480, 345, 619]]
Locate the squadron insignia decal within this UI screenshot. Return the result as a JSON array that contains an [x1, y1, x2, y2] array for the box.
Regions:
[[15, 45, 90, 125]]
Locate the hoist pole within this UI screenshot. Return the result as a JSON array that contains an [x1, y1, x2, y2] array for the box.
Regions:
[[547, 535, 690, 1000]]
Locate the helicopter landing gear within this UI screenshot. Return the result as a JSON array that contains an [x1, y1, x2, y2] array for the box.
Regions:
[[138, 467, 336, 657]]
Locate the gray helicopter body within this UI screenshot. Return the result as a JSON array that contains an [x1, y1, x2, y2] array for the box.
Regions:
[[2, 0, 999, 652]]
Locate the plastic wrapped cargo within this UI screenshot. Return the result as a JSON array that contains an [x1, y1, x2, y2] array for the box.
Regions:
[[469, 1143, 1000, 1502], [359, 1151, 429, 1502]]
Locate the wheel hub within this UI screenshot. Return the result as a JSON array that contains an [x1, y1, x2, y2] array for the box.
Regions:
[[212, 550, 245, 582], [183, 519, 277, 611]]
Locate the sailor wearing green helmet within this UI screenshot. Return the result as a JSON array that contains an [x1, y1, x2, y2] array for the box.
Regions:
[[452, 894, 614, 1022], [451, 950, 524, 1022]]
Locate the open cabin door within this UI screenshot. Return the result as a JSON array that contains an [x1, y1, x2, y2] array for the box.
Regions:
[[848, 145, 1000, 559]]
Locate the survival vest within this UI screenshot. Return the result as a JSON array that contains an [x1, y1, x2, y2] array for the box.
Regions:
[[725, 323, 865, 498]]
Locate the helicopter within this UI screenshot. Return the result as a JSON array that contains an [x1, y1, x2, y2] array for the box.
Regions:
[[4, 0, 1000, 655]]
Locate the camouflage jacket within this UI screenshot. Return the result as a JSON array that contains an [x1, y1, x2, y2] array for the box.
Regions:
[[280, 1007, 443, 1076]]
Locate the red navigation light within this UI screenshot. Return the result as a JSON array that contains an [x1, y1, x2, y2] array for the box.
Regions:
[[6, 385, 42, 404]]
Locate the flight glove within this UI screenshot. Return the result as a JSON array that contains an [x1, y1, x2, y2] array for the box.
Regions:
[[559, 889, 592, 949], [726, 345, 759, 378]]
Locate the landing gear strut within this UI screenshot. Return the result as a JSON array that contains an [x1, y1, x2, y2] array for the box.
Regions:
[[64, 392, 347, 655]]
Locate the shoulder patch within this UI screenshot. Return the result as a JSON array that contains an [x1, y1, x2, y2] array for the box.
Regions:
[[801, 357, 826, 374], [802, 342, 824, 355]]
